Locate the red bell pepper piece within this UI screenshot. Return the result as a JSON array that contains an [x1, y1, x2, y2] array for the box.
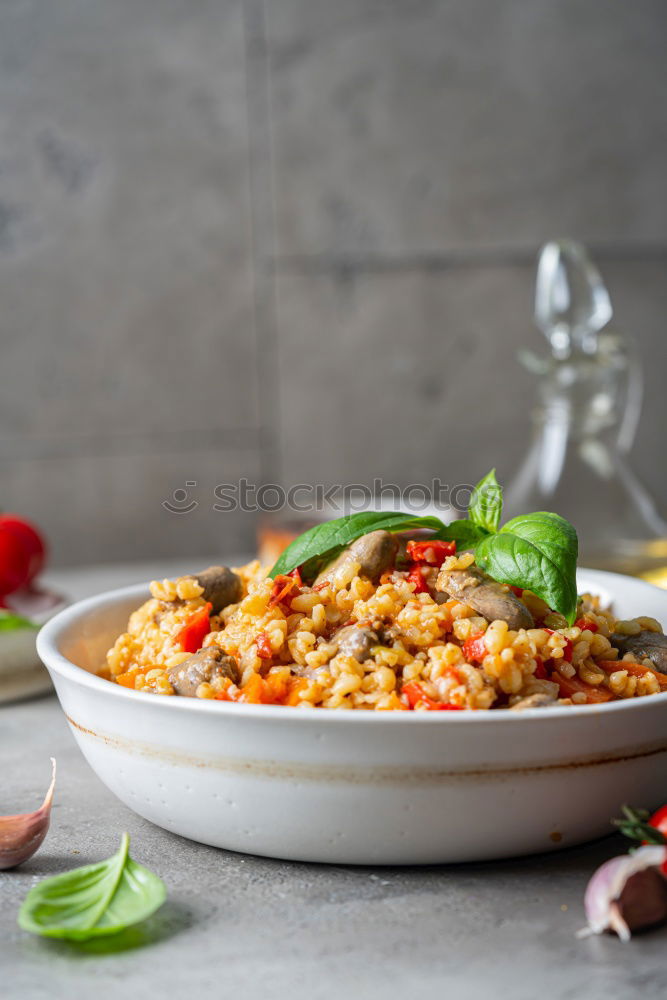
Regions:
[[533, 655, 548, 680], [543, 628, 573, 662], [407, 565, 430, 594], [176, 602, 212, 654], [406, 539, 456, 566], [575, 617, 598, 633], [402, 681, 463, 711], [462, 632, 487, 663]]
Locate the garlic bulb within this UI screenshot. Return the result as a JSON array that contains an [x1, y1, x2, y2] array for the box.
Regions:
[[579, 845, 667, 941]]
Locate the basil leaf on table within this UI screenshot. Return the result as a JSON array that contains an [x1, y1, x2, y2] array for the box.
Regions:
[[474, 512, 579, 625], [467, 468, 503, 534], [0, 610, 38, 632], [270, 512, 447, 579], [18, 833, 166, 940]]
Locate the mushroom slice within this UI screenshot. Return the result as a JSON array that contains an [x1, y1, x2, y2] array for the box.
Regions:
[[168, 647, 240, 697], [437, 564, 534, 630], [314, 531, 398, 586], [330, 624, 379, 663], [194, 566, 243, 614], [610, 631, 667, 675]]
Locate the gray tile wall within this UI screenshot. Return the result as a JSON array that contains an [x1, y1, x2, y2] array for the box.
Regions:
[[1, 0, 666, 565]]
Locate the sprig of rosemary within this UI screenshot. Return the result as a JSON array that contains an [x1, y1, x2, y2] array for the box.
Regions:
[[612, 805, 667, 846]]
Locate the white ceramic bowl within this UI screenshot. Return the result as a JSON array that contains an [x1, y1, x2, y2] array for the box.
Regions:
[[37, 569, 667, 865]]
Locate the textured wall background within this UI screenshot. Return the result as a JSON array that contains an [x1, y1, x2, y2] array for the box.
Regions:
[[1, 0, 666, 565]]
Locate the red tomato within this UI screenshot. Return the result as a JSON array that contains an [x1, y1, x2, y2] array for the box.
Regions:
[[649, 805, 667, 839], [0, 529, 31, 600], [647, 806, 667, 874], [0, 515, 46, 592], [406, 539, 456, 566]]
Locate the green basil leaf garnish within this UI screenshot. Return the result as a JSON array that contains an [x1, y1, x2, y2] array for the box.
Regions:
[[270, 512, 447, 579], [437, 519, 489, 550], [467, 468, 503, 533], [0, 610, 38, 632], [268, 471, 579, 623], [475, 512, 579, 624], [18, 833, 166, 940]]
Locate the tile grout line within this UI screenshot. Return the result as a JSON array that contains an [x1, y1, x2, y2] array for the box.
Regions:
[[269, 243, 667, 276], [0, 427, 261, 462], [242, 0, 282, 485]]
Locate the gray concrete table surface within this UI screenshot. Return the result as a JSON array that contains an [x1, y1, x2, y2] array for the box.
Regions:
[[2, 562, 667, 1000]]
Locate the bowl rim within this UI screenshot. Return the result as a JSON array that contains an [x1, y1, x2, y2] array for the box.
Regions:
[[37, 569, 667, 725]]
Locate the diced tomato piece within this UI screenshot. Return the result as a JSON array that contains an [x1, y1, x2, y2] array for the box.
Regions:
[[597, 660, 667, 689], [406, 539, 456, 566], [175, 603, 212, 654], [575, 617, 598, 633], [462, 632, 487, 663], [256, 631, 273, 659], [407, 565, 430, 594], [509, 585, 524, 598], [553, 671, 613, 703], [402, 681, 464, 711]]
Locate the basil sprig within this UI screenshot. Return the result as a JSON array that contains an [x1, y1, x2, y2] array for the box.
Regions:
[[18, 833, 166, 940], [440, 471, 578, 623], [268, 470, 579, 624]]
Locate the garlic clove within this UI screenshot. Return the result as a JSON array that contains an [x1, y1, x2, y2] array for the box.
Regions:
[[610, 866, 667, 938], [579, 845, 667, 941], [0, 758, 56, 870]]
